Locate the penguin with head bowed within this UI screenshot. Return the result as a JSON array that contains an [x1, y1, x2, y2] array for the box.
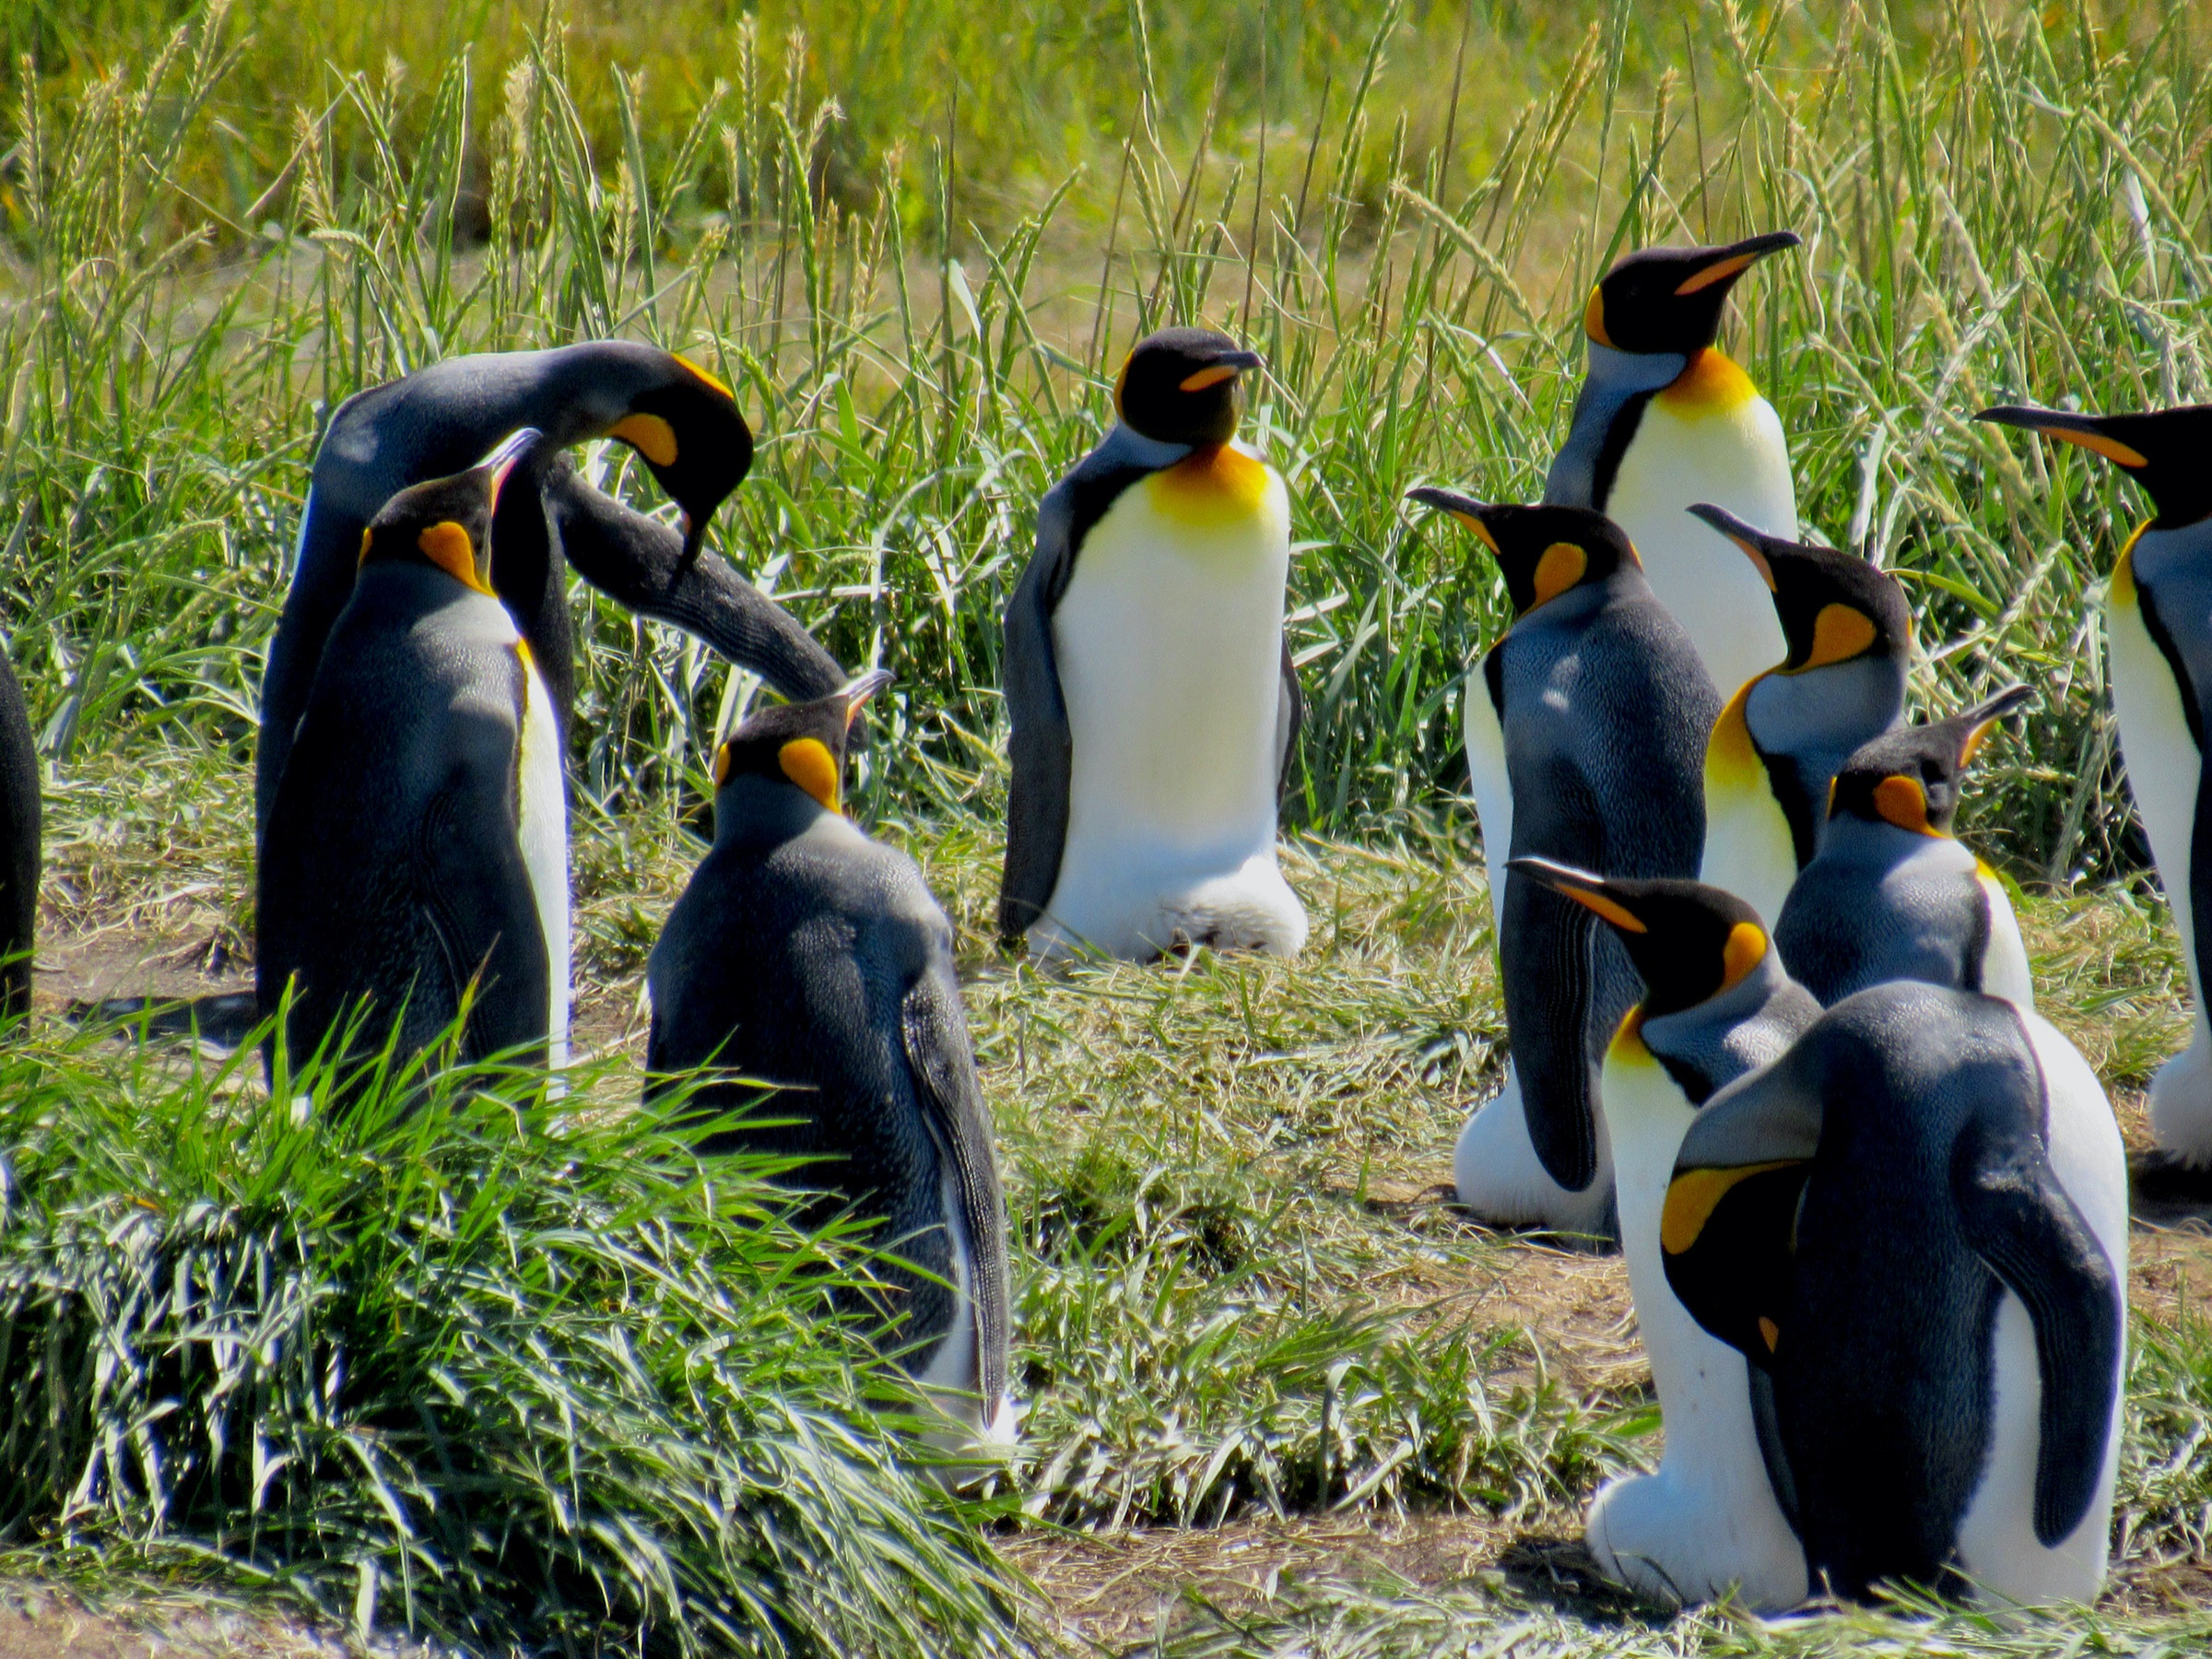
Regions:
[[1661, 977, 2127, 1606], [1404, 493, 1720, 1237], [261, 340, 847, 835], [1775, 687, 2035, 1008], [998, 325, 1305, 959], [258, 429, 570, 1080], [1512, 858, 1817, 1608], [1979, 402, 2212, 1180], [1547, 233, 1804, 700], [0, 642, 37, 1030], [1689, 504, 1912, 926], [648, 672, 1013, 1442]]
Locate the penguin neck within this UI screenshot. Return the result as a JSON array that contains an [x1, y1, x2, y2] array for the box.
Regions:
[[713, 773, 837, 851], [1640, 953, 1820, 1100], [1817, 810, 1965, 866], [2128, 513, 2212, 587], [1541, 340, 1687, 510], [1100, 421, 1199, 472], [1744, 656, 1907, 768]]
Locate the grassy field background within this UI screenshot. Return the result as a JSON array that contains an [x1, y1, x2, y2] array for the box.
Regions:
[[5, 0, 2212, 1654]]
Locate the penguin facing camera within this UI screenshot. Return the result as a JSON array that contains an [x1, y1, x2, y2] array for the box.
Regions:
[[1689, 503, 1911, 927], [1776, 687, 2036, 1007], [0, 642, 36, 1029], [1979, 402, 2212, 1182], [263, 340, 847, 836], [647, 672, 1013, 1442], [1512, 858, 1816, 1610], [1547, 233, 1804, 700], [1404, 492, 1719, 1238], [258, 429, 570, 1083], [1664, 978, 2126, 1606], [999, 325, 1304, 961]]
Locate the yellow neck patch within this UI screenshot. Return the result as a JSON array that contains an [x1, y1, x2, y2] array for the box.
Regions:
[[417, 521, 490, 593], [1662, 1159, 1803, 1255], [2110, 523, 2147, 606], [1147, 443, 1271, 526], [1657, 347, 1758, 417], [1705, 677, 1766, 784], [1610, 1004, 1655, 1066], [1529, 542, 1589, 609], [1720, 921, 1767, 989], [611, 411, 679, 467], [1872, 774, 1937, 835], [1801, 603, 1877, 669], [779, 736, 841, 810]]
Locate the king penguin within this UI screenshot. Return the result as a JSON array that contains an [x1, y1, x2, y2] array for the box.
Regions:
[[1546, 233, 1803, 700], [1511, 858, 1816, 1609], [647, 673, 1012, 1441], [1978, 401, 2212, 1176], [258, 429, 570, 1081], [999, 326, 1305, 959], [0, 639, 37, 1027], [262, 340, 846, 834], [1689, 504, 1911, 926], [1403, 493, 1719, 1236], [1776, 687, 2036, 1007], [1662, 978, 2126, 1605]]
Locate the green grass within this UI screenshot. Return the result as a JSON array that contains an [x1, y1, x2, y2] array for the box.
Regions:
[[6, 0, 2212, 1653]]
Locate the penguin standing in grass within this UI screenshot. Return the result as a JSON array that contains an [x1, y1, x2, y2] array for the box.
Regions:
[[258, 430, 568, 1077], [0, 643, 37, 1026], [1978, 402, 2212, 1180], [1663, 978, 2126, 1606], [648, 673, 1012, 1441], [1547, 234, 1803, 700], [1688, 504, 1912, 926], [1404, 494, 1719, 1236], [998, 326, 1304, 959], [1776, 688, 2036, 1007], [263, 340, 846, 834], [1511, 859, 1816, 1609]]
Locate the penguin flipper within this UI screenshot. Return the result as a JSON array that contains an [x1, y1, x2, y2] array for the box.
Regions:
[[1950, 1106, 2124, 1549], [546, 462, 845, 702], [1275, 633, 1304, 803], [414, 715, 552, 1067], [997, 508, 1075, 943], [900, 959, 1011, 1411]]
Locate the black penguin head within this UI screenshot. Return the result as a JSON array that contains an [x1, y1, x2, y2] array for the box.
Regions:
[[1827, 685, 2032, 837], [1687, 503, 1911, 673], [1511, 858, 1772, 1018], [1976, 403, 2212, 531], [1406, 491, 1637, 616], [1582, 231, 1801, 358], [712, 669, 893, 814], [359, 428, 536, 593], [605, 351, 756, 558], [1113, 327, 1264, 446]]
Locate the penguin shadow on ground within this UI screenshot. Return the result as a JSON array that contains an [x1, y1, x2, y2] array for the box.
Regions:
[[1488, 1534, 1658, 1624], [2128, 1149, 2212, 1232]]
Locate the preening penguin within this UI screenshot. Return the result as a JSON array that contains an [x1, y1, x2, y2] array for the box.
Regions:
[[1689, 504, 1911, 927], [258, 430, 570, 1078], [647, 673, 1013, 1441], [1404, 494, 1719, 1236], [1775, 687, 2035, 1007], [1512, 859, 1816, 1610], [1546, 233, 1803, 700], [0, 641, 37, 1027], [1664, 980, 2126, 1605], [999, 326, 1305, 959], [262, 340, 845, 831], [1979, 402, 2212, 1173]]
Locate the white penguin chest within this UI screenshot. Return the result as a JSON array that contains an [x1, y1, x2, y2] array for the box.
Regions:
[[1052, 444, 1291, 854], [2108, 565, 2201, 979], [512, 641, 571, 1060], [1607, 363, 1795, 700]]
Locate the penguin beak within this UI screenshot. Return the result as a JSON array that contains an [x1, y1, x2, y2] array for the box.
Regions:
[[1687, 502, 1780, 590], [1673, 229, 1803, 297], [1975, 406, 2148, 470], [1957, 684, 2033, 765], [840, 667, 894, 728], [1180, 350, 1265, 393], [1406, 486, 1502, 553], [477, 427, 542, 508], [1508, 856, 1650, 935]]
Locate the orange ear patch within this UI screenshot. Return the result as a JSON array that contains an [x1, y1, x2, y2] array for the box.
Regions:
[[2042, 426, 2148, 469], [417, 521, 488, 592], [1806, 604, 1878, 667], [712, 742, 735, 787], [358, 526, 375, 564], [611, 412, 679, 467], [1721, 922, 1768, 988], [1583, 284, 1613, 347], [778, 736, 841, 810], [1872, 774, 1936, 835], [1658, 348, 1757, 416], [1674, 251, 1759, 295], [1530, 542, 1588, 608], [1662, 1159, 1803, 1255]]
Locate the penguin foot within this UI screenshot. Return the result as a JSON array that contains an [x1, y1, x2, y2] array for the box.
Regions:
[[68, 990, 260, 1053], [2129, 1147, 2212, 1227]]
